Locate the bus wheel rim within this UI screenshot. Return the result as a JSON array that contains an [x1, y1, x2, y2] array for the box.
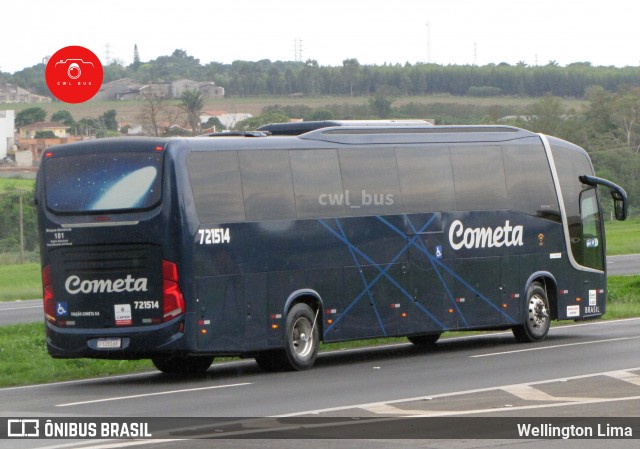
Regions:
[[528, 294, 548, 328], [292, 316, 313, 358]]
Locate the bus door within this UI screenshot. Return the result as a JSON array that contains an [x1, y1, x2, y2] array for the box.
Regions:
[[578, 187, 607, 317], [577, 176, 628, 318]]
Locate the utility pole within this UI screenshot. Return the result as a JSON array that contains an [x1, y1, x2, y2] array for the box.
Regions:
[[19, 189, 24, 264]]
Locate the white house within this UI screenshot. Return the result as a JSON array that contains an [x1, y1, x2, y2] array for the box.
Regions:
[[199, 110, 253, 129], [0, 110, 15, 159]]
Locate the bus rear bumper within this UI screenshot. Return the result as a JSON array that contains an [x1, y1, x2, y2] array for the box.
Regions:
[[45, 319, 185, 359]]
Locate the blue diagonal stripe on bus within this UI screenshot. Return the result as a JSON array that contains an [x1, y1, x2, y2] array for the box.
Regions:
[[404, 217, 469, 327], [377, 216, 516, 324], [318, 216, 444, 335], [334, 219, 387, 336]]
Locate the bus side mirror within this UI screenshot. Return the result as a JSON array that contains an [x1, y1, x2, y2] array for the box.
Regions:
[[579, 175, 628, 221], [611, 189, 627, 221]]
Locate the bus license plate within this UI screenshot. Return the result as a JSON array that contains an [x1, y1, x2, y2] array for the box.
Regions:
[[96, 338, 121, 349]]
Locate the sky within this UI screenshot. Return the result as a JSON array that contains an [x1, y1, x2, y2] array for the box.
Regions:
[[2, 0, 640, 74]]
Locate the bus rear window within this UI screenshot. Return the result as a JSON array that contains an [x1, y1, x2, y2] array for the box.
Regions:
[[44, 152, 163, 213]]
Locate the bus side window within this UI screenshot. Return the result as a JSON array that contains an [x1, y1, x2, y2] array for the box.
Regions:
[[450, 145, 508, 211], [395, 146, 455, 213], [502, 143, 561, 221], [239, 150, 296, 221], [338, 147, 403, 216], [290, 149, 346, 219], [187, 151, 246, 223]]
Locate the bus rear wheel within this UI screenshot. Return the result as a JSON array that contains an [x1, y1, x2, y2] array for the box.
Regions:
[[284, 303, 319, 370], [255, 303, 319, 372], [512, 283, 550, 343], [152, 355, 214, 375]]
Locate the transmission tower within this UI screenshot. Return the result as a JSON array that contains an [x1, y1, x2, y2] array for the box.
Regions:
[[293, 38, 303, 62], [104, 43, 112, 65]]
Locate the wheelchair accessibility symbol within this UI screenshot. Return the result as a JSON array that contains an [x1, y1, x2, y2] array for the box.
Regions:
[[56, 302, 68, 317], [435, 245, 443, 259]]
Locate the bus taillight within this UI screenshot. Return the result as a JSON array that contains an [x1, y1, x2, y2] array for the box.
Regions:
[[162, 260, 185, 322], [42, 265, 56, 323]]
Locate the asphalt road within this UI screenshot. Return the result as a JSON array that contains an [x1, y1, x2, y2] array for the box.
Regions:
[[607, 253, 640, 275], [1, 318, 640, 449], [0, 299, 42, 326], [2, 254, 638, 326]]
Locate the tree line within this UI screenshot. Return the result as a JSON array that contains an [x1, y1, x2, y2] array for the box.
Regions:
[[4, 49, 640, 99]]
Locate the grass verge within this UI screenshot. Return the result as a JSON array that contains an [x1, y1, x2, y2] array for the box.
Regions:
[[0, 178, 35, 192], [605, 217, 640, 256], [0, 323, 153, 388], [0, 275, 637, 389], [0, 263, 41, 301]]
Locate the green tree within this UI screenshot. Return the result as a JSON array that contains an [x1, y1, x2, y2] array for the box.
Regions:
[[611, 87, 640, 152], [99, 109, 118, 131], [15, 107, 46, 126], [342, 58, 360, 97], [51, 110, 74, 126], [303, 59, 320, 96], [521, 95, 567, 136], [178, 89, 207, 134], [132, 44, 141, 71], [0, 187, 38, 253], [369, 85, 399, 118], [202, 116, 225, 132], [76, 117, 101, 137]]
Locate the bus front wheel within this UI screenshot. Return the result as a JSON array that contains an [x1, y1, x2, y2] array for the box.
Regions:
[[152, 355, 214, 375], [512, 283, 550, 343]]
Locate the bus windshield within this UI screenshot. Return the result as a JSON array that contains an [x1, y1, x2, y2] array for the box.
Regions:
[[44, 152, 163, 213]]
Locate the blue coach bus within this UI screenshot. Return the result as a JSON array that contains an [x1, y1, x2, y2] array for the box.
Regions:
[[35, 122, 627, 374]]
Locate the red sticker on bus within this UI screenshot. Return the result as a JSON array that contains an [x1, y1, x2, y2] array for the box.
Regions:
[[45, 46, 103, 103]]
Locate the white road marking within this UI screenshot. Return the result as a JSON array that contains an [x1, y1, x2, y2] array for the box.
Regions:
[[277, 367, 640, 417], [470, 335, 640, 358], [500, 384, 573, 402], [607, 369, 640, 387], [56, 382, 252, 407], [357, 394, 640, 418]]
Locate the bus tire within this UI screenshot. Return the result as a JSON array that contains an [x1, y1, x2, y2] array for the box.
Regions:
[[283, 303, 319, 371], [151, 355, 214, 375], [512, 283, 550, 343], [408, 333, 441, 346], [255, 303, 320, 372]]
